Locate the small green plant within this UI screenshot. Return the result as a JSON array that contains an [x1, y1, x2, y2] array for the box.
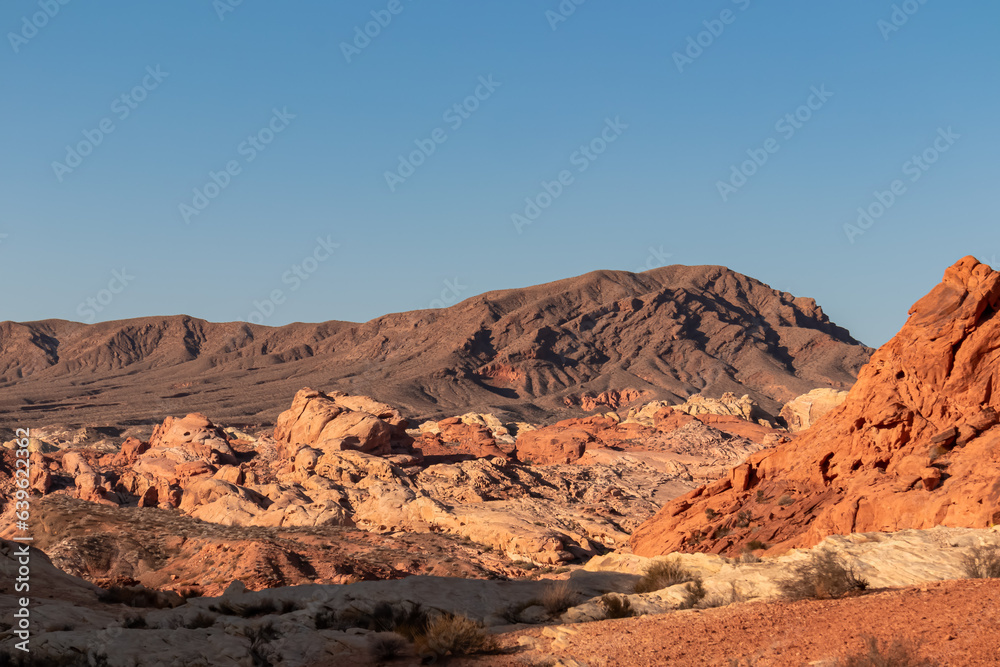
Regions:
[[705, 508, 719, 520], [599, 594, 634, 619], [745, 540, 768, 551], [755, 489, 766, 503], [735, 510, 752, 528], [839, 635, 938, 666], [961, 545, 1000, 579], [634, 559, 697, 594], [778, 495, 794, 506], [780, 550, 869, 600]]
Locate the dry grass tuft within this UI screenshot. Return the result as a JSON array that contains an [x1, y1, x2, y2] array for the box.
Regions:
[[420, 613, 498, 657], [838, 635, 938, 666], [634, 559, 697, 594], [540, 581, 577, 615]]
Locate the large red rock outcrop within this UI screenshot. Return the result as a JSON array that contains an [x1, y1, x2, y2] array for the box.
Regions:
[[273, 388, 409, 459], [631, 256, 1000, 557]]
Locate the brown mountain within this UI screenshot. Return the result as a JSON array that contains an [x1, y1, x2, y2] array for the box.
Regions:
[[0, 264, 871, 428], [630, 256, 1000, 557]]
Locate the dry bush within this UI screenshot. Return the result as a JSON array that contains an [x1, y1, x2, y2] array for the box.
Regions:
[[338, 601, 430, 640], [839, 635, 938, 666], [599, 594, 634, 619], [540, 581, 577, 615], [961, 545, 1000, 579], [678, 578, 707, 609], [420, 613, 498, 657], [780, 550, 869, 600], [98, 585, 176, 609], [697, 582, 747, 609], [634, 559, 696, 594], [210, 597, 298, 618], [369, 633, 410, 661], [184, 612, 217, 629]]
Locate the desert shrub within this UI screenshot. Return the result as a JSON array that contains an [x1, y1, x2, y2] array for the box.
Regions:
[[712, 525, 731, 539], [211, 598, 298, 618], [339, 602, 429, 640], [698, 582, 747, 609], [99, 585, 173, 609], [780, 550, 869, 600], [540, 581, 577, 615], [314, 607, 338, 630], [839, 635, 938, 667], [179, 587, 203, 600], [735, 510, 752, 528], [737, 551, 761, 564], [634, 559, 697, 594], [961, 545, 1000, 579], [119, 613, 147, 629], [420, 613, 498, 657], [745, 540, 768, 551], [184, 612, 217, 629], [599, 594, 634, 619], [778, 495, 793, 506], [755, 490, 766, 503], [242, 622, 279, 667], [369, 633, 410, 661], [678, 578, 707, 609], [705, 508, 719, 519]]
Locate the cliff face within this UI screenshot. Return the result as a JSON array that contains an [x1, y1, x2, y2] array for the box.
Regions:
[[632, 256, 1000, 557]]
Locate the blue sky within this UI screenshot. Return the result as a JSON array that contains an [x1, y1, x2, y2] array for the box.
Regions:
[[1, 1, 997, 347]]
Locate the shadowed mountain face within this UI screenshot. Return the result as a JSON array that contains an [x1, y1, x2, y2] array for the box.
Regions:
[[0, 265, 871, 428], [630, 256, 1000, 558]]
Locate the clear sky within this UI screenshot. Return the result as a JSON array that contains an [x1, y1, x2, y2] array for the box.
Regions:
[[2, 1, 997, 347]]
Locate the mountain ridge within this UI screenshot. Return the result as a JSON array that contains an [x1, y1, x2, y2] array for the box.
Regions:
[[0, 264, 872, 428]]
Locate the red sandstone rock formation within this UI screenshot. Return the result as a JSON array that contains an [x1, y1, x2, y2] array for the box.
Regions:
[[631, 256, 1000, 557]]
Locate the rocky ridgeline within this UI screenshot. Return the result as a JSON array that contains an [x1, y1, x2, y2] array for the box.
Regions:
[[1, 388, 801, 576], [632, 256, 1000, 558]]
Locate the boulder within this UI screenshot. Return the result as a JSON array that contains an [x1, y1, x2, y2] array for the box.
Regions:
[[779, 388, 849, 432]]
